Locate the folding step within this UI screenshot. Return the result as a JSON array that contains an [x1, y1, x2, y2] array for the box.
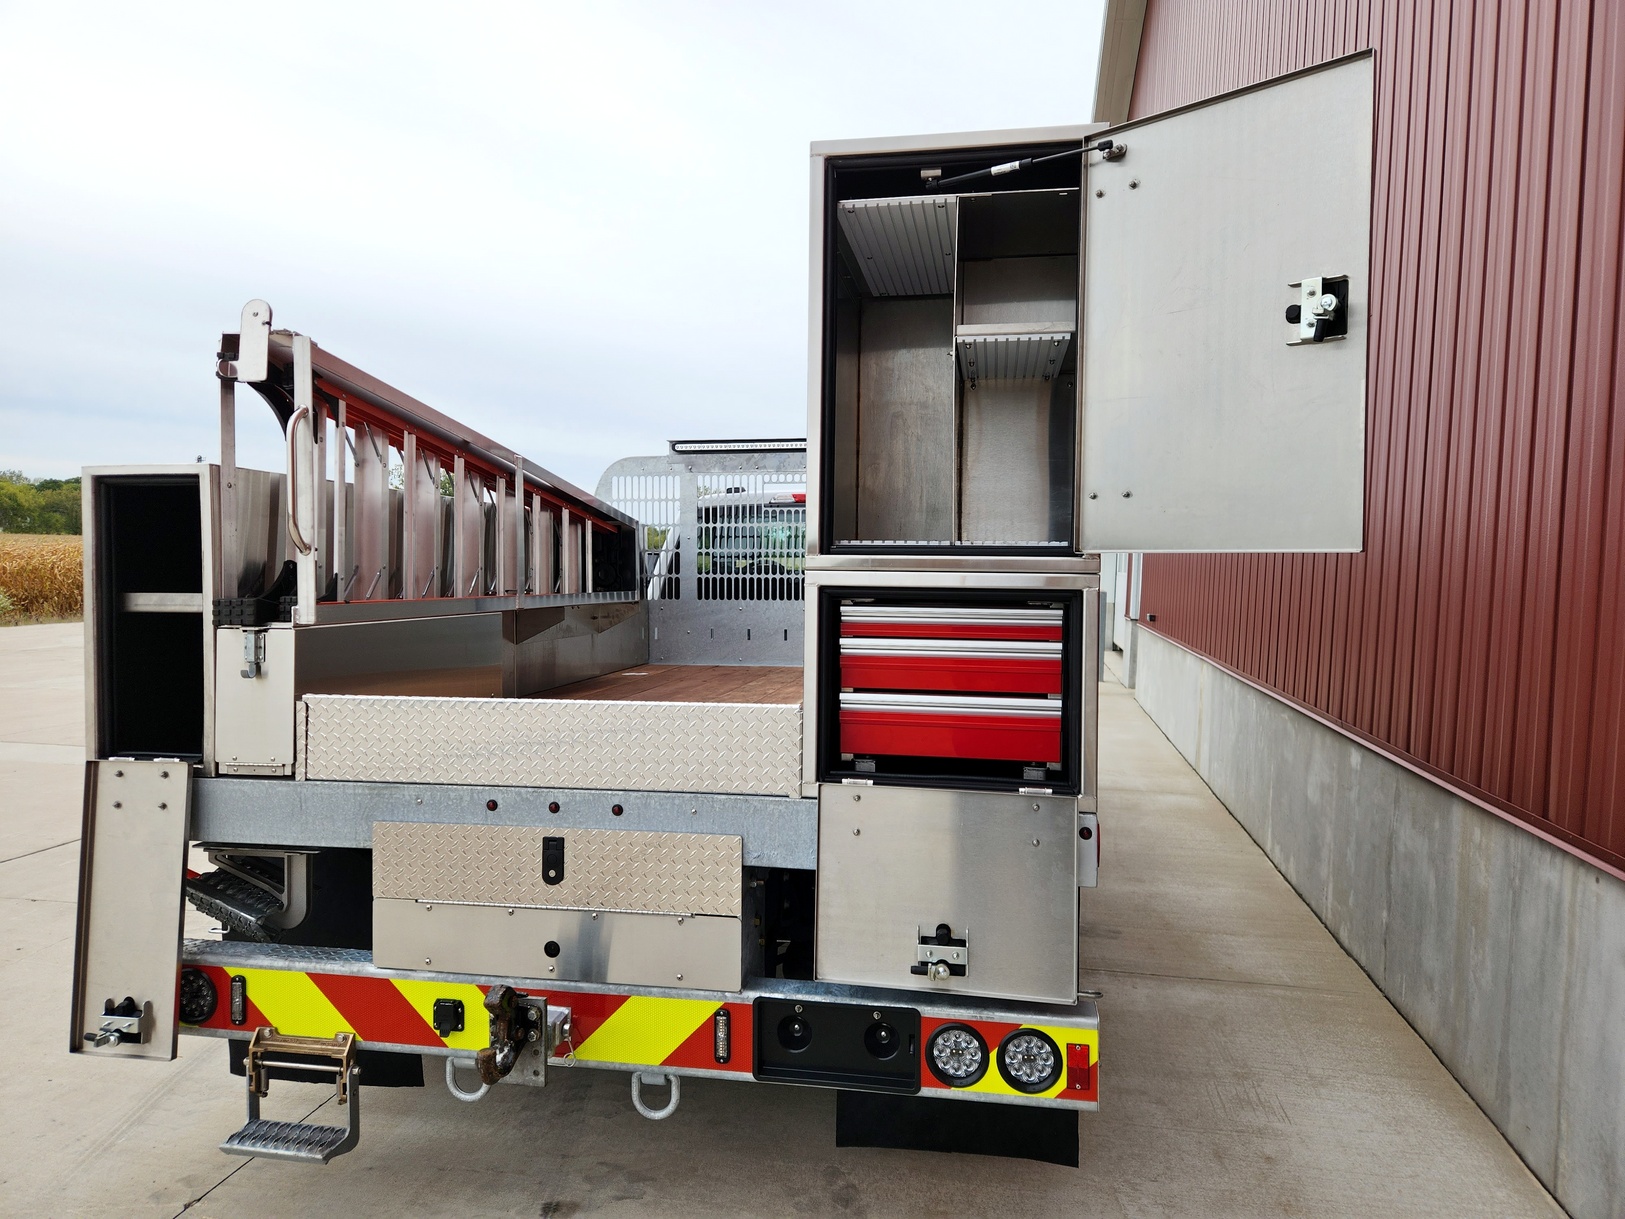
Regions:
[[221, 1028, 360, 1164], [185, 870, 281, 941], [220, 1113, 359, 1164]]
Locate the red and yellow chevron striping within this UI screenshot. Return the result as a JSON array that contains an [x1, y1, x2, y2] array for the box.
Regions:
[[185, 964, 752, 1073]]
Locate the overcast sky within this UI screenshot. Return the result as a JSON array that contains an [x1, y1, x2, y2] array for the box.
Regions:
[[0, 1, 1104, 492]]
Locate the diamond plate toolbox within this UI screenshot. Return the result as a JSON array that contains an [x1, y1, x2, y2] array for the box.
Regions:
[[374, 822, 741, 917], [301, 694, 802, 797]]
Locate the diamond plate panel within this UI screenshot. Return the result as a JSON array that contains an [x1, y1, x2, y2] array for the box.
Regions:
[[302, 695, 801, 797], [373, 822, 741, 917]]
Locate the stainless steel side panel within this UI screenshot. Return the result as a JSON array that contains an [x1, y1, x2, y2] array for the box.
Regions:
[[215, 625, 295, 775], [373, 823, 741, 917], [855, 297, 957, 543], [70, 761, 191, 1058], [293, 612, 506, 698], [815, 784, 1078, 1004], [191, 779, 817, 869], [303, 694, 802, 797], [373, 900, 741, 992], [648, 599, 802, 666]]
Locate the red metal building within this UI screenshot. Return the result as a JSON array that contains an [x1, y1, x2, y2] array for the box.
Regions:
[[1103, 0, 1625, 872]]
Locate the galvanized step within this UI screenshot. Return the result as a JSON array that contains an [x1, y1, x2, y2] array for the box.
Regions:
[[220, 1112, 359, 1164], [185, 870, 281, 941], [222, 1027, 361, 1164]]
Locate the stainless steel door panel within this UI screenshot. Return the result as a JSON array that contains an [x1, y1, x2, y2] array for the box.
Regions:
[[373, 899, 741, 992], [1081, 54, 1373, 552], [71, 761, 191, 1058], [815, 784, 1077, 1003]]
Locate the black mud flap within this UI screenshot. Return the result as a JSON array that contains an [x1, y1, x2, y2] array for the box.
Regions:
[[835, 1090, 1078, 1167]]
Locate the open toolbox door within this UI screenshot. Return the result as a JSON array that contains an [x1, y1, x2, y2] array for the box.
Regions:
[[1080, 53, 1373, 553], [70, 760, 191, 1059]]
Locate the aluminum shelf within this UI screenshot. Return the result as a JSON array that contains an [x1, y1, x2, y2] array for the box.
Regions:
[[956, 325, 1074, 386], [837, 195, 958, 297]]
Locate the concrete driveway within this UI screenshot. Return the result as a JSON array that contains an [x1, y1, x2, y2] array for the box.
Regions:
[[0, 622, 1560, 1216]]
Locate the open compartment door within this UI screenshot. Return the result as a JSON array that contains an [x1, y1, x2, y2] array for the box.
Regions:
[[1080, 53, 1373, 552]]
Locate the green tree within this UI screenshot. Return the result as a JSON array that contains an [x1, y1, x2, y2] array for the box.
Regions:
[[0, 473, 82, 534]]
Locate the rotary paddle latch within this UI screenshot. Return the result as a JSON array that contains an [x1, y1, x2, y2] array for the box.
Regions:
[[911, 923, 969, 981], [1286, 275, 1350, 345], [84, 996, 145, 1047]]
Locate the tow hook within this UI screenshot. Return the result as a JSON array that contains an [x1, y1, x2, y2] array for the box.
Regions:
[[631, 1070, 682, 1120], [476, 984, 533, 1085]]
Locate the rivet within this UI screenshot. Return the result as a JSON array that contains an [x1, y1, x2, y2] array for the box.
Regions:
[[113, 770, 123, 777], [424, 957, 432, 966], [159, 770, 169, 779], [1033, 803, 1041, 811], [1129, 179, 1140, 189], [853, 827, 861, 836], [1122, 490, 1133, 498], [852, 793, 861, 802], [548, 964, 555, 973], [508, 908, 515, 915], [1089, 492, 1098, 499], [426, 904, 433, 910], [795, 1004, 803, 1014], [676, 974, 683, 981], [158, 802, 167, 810], [1095, 188, 1105, 197], [1033, 838, 1041, 847], [112, 801, 121, 809], [591, 912, 598, 920]]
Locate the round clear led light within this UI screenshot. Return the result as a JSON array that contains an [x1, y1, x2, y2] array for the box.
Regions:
[[997, 1029, 1062, 1093], [926, 1023, 989, 1087]]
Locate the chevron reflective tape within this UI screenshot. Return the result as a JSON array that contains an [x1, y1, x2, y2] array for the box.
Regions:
[[183, 964, 752, 1073], [919, 1015, 1099, 1103]]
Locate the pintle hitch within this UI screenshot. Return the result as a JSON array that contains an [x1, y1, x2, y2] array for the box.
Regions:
[[471, 984, 568, 1089], [477, 984, 531, 1085], [220, 1027, 361, 1164]]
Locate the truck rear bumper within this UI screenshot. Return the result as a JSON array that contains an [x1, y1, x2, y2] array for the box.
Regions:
[[180, 940, 1098, 1110]]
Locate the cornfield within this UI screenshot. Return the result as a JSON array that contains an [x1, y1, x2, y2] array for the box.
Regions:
[[0, 534, 83, 620]]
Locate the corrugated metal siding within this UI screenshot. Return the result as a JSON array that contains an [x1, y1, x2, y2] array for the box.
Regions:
[[1131, 0, 1625, 867]]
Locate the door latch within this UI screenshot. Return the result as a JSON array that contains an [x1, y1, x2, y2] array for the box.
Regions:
[[84, 996, 145, 1047], [911, 924, 968, 980], [240, 629, 267, 679], [1286, 275, 1349, 345]]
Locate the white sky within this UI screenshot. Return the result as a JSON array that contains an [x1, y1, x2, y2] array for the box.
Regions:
[[0, 1, 1104, 492]]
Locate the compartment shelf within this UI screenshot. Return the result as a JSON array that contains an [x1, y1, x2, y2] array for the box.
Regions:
[[955, 325, 1073, 387], [836, 195, 959, 297]]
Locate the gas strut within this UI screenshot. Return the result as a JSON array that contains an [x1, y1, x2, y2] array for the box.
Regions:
[[927, 138, 1121, 190]]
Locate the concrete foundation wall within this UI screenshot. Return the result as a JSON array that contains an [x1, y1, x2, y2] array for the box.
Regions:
[[1132, 626, 1625, 1219]]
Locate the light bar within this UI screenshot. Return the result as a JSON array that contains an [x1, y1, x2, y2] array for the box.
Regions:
[[668, 439, 807, 454]]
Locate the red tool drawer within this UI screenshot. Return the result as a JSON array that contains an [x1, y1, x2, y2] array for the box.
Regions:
[[839, 649, 1063, 695], [838, 694, 1062, 763], [840, 605, 1063, 643]]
